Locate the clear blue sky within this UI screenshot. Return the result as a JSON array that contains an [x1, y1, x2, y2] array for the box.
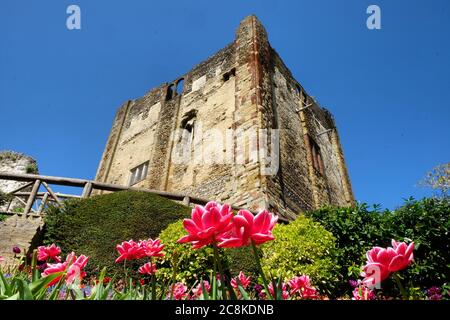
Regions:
[[1, 0, 449, 209]]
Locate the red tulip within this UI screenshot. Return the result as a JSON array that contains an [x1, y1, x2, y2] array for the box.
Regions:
[[177, 201, 234, 249], [115, 240, 145, 263], [37, 244, 62, 262], [218, 209, 278, 248], [231, 271, 251, 289], [138, 262, 157, 275], [139, 238, 165, 258]]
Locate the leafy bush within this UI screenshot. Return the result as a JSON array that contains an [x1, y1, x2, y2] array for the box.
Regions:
[[305, 203, 386, 295], [261, 214, 338, 296], [385, 197, 450, 289], [157, 220, 216, 284], [43, 191, 191, 277], [305, 197, 450, 296]]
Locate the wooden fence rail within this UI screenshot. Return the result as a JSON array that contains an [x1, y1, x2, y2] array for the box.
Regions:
[[0, 172, 258, 219]]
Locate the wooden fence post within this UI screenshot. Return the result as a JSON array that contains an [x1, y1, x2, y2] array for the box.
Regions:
[[23, 179, 41, 218], [81, 182, 93, 198]]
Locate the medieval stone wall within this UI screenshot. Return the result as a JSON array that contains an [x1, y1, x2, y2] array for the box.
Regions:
[[95, 16, 354, 220]]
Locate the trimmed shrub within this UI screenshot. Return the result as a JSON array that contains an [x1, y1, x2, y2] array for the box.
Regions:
[[157, 220, 216, 284], [43, 191, 191, 277], [261, 215, 339, 296]]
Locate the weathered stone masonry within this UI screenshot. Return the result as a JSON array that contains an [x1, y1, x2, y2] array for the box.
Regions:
[[95, 16, 354, 220]]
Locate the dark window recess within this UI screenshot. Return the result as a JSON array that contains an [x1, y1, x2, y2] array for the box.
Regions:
[[166, 84, 174, 101], [301, 91, 308, 106], [176, 78, 184, 95], [309, 136, 325, 175], [129, 161, 149, 186], [223, 68, 236, 82]]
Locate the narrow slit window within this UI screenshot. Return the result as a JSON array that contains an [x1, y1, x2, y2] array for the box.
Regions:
[[129, 161, 149, 186], [308, 136, 325, 176]]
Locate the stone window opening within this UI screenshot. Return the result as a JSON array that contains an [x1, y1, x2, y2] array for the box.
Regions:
[[166, 84, 175, 101], [179, 110, 197, 148], [223, 68, 236, 82], [176, 78, 184, 95], [308, 136, 325, 176], [129, 161, 149, 186]]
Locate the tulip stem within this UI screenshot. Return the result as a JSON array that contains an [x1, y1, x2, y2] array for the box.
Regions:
[[393, 272, 408, 300], [251, 241, 273, 300], [213, 243, 227, 300]]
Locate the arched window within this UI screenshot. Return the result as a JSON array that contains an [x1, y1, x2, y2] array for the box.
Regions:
[[176, 78, 184, 95], [166, 84, 174, 101], [179, 110, 197, 148]]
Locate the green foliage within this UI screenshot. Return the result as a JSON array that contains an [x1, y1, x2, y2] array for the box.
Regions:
[[305, 203, 386, 295], [157, 220, 216, 284], [385, 197, 450, 289], [305, 197, 450, 296], [43, 191, 191, 278], [260, 214, 339, 296], [0, 191, 12, 207], [226, 246, 260, 278], [25, 163, 38, 174], [0, 151, 22, 162]]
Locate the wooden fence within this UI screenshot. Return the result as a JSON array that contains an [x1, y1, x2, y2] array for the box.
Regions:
[[0, 172, 254, 219]]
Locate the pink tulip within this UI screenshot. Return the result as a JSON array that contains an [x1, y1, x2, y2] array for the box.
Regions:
[[0, 256, 4, 263], [361, 240, 414, 286], [390, 240, 414, 272], [177, 202, 234, 249], [139, 239, 165, 258], [352, 285, 376, 300], [37, 244, 62, 262], [192, 280, 211, 298], [288, 275, 318, 299], [218, 209, 278, 248], [138, 262, 157, 275], [268, 282, 290, 300], [115, 240, 145, 263], [42, 252, 89, 286], [169, 282, 188, 300], [231, 271, 251, 289], [66, 254, 89, 284]]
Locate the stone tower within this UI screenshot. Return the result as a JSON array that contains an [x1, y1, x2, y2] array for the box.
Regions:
[[95, 16, 354, 220]]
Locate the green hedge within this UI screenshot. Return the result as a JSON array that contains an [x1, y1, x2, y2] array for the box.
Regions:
[[305, 197, 450, 297], [43, 191, 190, 277]]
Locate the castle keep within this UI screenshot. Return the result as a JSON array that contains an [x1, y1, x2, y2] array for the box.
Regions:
[[95, 16, 354, 220]]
